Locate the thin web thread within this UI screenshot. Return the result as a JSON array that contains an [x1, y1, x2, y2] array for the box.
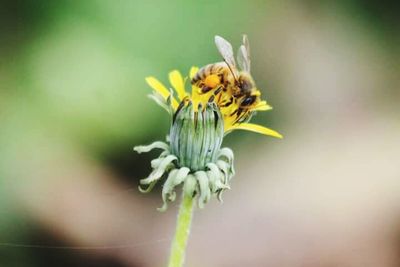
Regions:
[[0, 186, 173, 251], [0, 238, 170, 250]]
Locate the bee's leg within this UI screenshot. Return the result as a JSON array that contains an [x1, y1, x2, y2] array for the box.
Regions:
[[214, 86, 223, 96], [221, 96, 234, 107], [230, 108, 248, 124], [230, 109, 238, 116], [201, 86, 213, 94], [215, 86, 224, 103], [232, 108, 245, 124], [235, 109, 251, 123], [208, 85, 224, 103], [236, 108, 243, 117]]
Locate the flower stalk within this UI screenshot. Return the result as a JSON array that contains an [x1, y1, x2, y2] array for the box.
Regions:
[[167, 192, 195, 267]]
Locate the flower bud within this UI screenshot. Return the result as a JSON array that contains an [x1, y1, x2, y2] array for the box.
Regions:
[[170, 102, 224, 171]]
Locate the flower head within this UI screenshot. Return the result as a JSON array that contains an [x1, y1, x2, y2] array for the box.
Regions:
[[146, 68, 283, 137], [134, 67, 281, 211]]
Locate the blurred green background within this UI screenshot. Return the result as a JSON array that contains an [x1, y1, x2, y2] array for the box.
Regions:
[[0, 1, 399, 266]]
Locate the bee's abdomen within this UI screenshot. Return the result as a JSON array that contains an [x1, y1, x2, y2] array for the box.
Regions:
[[191, 63, 225, 84], [191, 64, 212, 84]]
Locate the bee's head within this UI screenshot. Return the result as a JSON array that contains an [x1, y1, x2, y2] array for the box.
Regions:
[[238, 72, 260, 108], [238, 72, 255, 92]]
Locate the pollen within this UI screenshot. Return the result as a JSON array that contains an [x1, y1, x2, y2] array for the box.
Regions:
[[204, 74, 220, 89]]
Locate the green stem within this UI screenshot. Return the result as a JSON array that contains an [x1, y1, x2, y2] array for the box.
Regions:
[[167, 192, 195, 267]]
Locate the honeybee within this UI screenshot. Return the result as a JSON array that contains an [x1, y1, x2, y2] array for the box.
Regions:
[[191, 35, 261, 123]]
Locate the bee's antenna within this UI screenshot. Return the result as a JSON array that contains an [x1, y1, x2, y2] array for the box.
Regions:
[[224, 60, 239, 85]]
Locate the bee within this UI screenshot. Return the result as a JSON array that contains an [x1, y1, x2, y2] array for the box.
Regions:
[[191, 35, 261, 123]]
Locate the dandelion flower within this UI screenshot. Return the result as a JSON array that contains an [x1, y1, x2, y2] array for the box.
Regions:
[[135, 67, 282, 210], [134, 35, 282, 267]]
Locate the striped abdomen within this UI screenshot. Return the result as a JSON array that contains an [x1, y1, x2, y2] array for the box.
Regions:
[[191, 62, 232, 94]]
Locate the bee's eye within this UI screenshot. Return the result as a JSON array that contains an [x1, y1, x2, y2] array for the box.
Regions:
[[241, 96, 255, 106]]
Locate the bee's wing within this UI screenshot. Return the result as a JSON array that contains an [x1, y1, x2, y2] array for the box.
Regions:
[[237, 35, 251, 72], [215, 35, 236, 69], [243, 34, 250, 59], [237, 45, 250, 72]]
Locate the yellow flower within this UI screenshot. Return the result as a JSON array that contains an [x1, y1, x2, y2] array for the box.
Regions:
[[145, 67, 283, 139], [136, 67, 282, 210]]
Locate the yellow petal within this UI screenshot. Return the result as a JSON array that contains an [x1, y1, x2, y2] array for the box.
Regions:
[[223, 117, 236, 132], [145, 76, 179, 110], [227, 123, 283, 138], [169, 70, 186, 100], [190, 66, 199, 79], [254, 101, 273, 111], [191, 84, 201, 101], [145, 77, 170, 99]]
